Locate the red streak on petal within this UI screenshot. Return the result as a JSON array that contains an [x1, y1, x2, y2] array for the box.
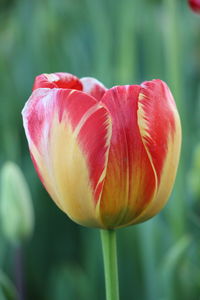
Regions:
[[56, 90, 98, 125], [54, 89, 111, 203], [100, 85, 156, 226], [139, 80, 176, 184], [76, 107, 111, 203], [25, 89, 51, 148], [24, 88, 111, 205]]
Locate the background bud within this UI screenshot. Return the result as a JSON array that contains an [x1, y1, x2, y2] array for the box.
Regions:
[[188, 0, 200, 13], [0, 162, 34, 244], [188, 144, 200, 198], [0, 269, 18, 300]]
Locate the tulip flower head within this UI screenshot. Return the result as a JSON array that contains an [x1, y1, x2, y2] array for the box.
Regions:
[[22, 73, 181, 229], [188, 0, 200, 13]]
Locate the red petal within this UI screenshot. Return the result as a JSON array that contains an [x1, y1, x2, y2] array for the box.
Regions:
[[32, 72, 83, 91], [135, 79, 181, 223], [80, 77, 107, 101], [99, 85, 156, 227], [22, 89, 112, 226], [138, 79, 176, 184]]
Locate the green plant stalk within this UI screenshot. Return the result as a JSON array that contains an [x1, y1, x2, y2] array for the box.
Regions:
[[163, 0, 181, 107], [116, 0, 137, 85], [164, 0, 186, 239], [100, 229, 119, 300], [85, 0, 112, 86], [137, 222, 158, 300]]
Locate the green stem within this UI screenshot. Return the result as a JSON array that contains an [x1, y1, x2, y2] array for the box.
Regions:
[[116, 0, 137, 85], [164, 0, 186, 239], [100, 229, 120, 300], [164, 0, 181, 107]]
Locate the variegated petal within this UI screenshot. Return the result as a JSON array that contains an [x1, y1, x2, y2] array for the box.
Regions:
[[80, 77, 107, 101], [22, 88, 112, 227], [99, 85, 157, 228], [134, 79, 181, 223]]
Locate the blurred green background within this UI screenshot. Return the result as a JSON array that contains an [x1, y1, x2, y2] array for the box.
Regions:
[[0, 0, 200, 299]]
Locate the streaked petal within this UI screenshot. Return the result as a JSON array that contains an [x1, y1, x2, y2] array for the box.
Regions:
[[33, 72, 83, 91], [134, 79, 182, 223], [80, 77, 107, 101], [99, 85, 157, 228], [22, 88, 112, 227]]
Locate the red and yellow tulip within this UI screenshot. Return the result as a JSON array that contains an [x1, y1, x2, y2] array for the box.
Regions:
[[22, 72, 181, 229]]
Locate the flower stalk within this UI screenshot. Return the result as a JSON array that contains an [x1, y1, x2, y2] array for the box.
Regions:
[[100, 229, 119, 300]]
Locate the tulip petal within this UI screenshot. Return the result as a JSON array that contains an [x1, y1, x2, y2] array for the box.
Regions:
[[22, 88, 112, 227], [80, 77, 107, 101], [134, 79, 181, 223], [33, 72, 83, 91], [99, 85, 157, 228]]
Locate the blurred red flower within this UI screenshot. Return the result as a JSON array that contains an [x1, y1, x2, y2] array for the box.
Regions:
[[189, 0, 200, 13]]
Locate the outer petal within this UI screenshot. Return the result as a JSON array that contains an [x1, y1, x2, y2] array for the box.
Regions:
[[99, 85, 157, 228], [22, 88, 112, 227], [80, 77, 107, 101], [134, 79, 181, 223], [33, 72, 83, 91]]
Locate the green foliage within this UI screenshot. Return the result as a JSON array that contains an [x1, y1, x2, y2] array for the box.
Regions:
[[46, 264, 94, 300], [0, 0, 199, 299]]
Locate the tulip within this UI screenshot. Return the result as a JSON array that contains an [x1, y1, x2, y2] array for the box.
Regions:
[[188, 0, 200, 13], [22, 72, 181, 229]]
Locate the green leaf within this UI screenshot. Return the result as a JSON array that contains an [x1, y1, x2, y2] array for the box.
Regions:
[[46, 263, 94, 300]]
